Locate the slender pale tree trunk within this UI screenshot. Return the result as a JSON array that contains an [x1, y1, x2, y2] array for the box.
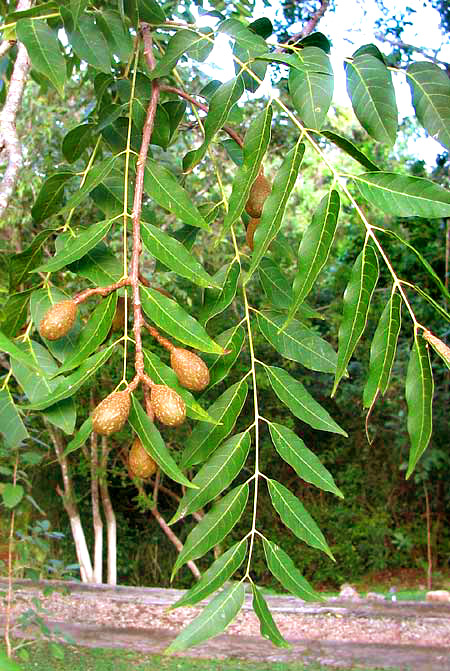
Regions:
[[90, 429, 103, 583], [45, 420, 94, 583], [100, 435, 117, 585]]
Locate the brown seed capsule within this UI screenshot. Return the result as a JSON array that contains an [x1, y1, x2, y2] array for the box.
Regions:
[[151, 385, 186, 427], [39, 300, 77, 341], [111, 297, 128, 332], [128, 437, 157, 479], [170, 347, 210, 392], [245, 173, 271, 218], [92, 391, 131, 436], [423, 329, 450, 367], [246, 218, 260, 251]]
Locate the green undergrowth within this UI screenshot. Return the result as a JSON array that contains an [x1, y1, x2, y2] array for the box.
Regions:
[[2, 644, 404, 671]]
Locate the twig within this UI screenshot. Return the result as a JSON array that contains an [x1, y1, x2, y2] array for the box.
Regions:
[[279, 0, 330, 46], [143, 320, 174, 352], [74, 278, 130, 305], [160, 84, 244, 148], [374, 33, 450, 69], [150, 507, 201, 580], [130, 24, 160, 380], [0, 0, 32, 218]]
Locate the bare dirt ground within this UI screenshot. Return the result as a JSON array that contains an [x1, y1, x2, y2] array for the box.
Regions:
[[2, 580, 450, 670]]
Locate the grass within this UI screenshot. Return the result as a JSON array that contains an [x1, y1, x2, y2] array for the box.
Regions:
[[2, 643, 404, 671]]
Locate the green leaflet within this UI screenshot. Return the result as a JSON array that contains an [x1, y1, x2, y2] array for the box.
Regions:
[[149, 29, 214, 80], [246, 141, 305, 280], [60, 156, 117, 215], [63, 417, 93, 457], [68, 242, 122, 288], [267, 479, 334, 559], [142, 349, 216, 424], [269, 422, 343, 498], [222, 105, 273, 235], [141, 222, 218, 288], [62, 123, 95, 163], [363, 292, 402, 409], [169, 540, 247, 610], [9, 229, 54, 287], [218, 18, 268, 55], [11, 340, 77, 434], [251, 583, 290, 648], [257, 311, 337, 374], [379, 229, 450, 302], [16, 19, 66, 95], [199, 261, 240, 325], [140, 287, 223, 355], [321, 131, 379, 171], [96, 9, 134, 63], [265, 365, 347, 436], [166, 582, 245, 653], [412, 285, 450, 324], [288, 190, 340, 322], [54, 293, 118, 375], [143, 160, 209, 230], [259, 257, 293, 310], [262, 538, 322, 601], [0, 290, 32, 338], [170, 431, 251, 524], [181, 379, 248, 468], [203, 325, 246, 391], [171, 483, 249, 579], [405, 336, 434, 479], [407, 61, 450, 152], [129, 398, 194, 489], [34, 220, 115, 273], [288, 47, 334, 130], [0, 330, 40, 371], [24, 344, 115, 410], [345, 52, 398, 145], [0, 389, 29, 449], [233, 37, 267, 93], [6, 2, 59, 22], [137, 0, 166, 24], [68, 14, 111, 74], [31, 171, 76, 222], [183, 77, 245, 171], [353, 172, 450, 218], [332, 245, 379, 396]]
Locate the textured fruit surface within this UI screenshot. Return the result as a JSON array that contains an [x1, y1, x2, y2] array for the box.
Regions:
[[171, 348, 210, 392], [246, 218, 260, 251], [151, 385, 186, 427], [39, 300, 77, 341], [92, 391, 131, 436], [245, 174, 271, 218], [128, 438, 157, 479]]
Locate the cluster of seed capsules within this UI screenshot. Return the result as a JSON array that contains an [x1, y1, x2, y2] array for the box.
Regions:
[[38, 297, 210, 479]]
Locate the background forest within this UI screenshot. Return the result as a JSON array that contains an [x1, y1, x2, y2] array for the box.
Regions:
[[0, 0, 449, 614]]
